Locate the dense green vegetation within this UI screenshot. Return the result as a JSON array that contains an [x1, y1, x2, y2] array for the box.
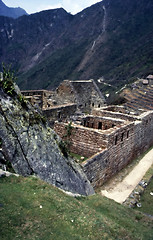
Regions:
[[0, 64, 17, 96], [0, 176, 153, 240]]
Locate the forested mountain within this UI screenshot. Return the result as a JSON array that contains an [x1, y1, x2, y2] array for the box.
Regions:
[[0, 0, 153, 91]]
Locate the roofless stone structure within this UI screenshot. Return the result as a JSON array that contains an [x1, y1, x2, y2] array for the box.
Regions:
[[21, 79, 153, 189]]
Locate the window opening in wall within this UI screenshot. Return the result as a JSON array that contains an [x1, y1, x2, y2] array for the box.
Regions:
[[112, 124, 115, 128], [92, 103, 94, 107], [58, 112, 61, 119], [127, 130, 129, 138], [83, 120, 86, 127], [98, 104, 100, 108], [85, 103, 86, 107], [115, 136, 118, 145], [121, 133, 124, 142], [98, 122, 102, 130]]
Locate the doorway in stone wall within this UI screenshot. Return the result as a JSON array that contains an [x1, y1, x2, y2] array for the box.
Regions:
[[98, 122, 102, 130]]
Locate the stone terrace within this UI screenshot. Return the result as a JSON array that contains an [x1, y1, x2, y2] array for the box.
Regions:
[[122, 84, 153, 111]]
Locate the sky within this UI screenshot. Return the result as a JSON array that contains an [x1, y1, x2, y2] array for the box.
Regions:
[[2, 0, 102, 15]]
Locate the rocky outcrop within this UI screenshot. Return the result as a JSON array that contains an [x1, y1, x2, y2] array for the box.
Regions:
[[0, 84, 94, 196]]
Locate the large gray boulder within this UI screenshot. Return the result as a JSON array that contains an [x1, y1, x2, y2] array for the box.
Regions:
[[0, 86, 94, 196]]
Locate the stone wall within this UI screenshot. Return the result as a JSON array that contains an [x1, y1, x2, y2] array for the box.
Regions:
[[21, 80, 106, 115], [43, 104, 77, 127], [82, 122, 135, 187], [56, 80, 106, 113], [101, 105, 139, 114], [21, 90, 54, 109], [82, 111, 153, 188], [92, 108, 139, 122], [81, 115, 124, 130], [54, 122, 108, 158], [54, 110, 153, 189], [102, 105, 130, 114]]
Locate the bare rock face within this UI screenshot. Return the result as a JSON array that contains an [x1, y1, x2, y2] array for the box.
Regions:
[[0, 86, 94, 196]]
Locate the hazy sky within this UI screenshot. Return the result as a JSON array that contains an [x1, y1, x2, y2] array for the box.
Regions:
[[3, 0, 102, 14]]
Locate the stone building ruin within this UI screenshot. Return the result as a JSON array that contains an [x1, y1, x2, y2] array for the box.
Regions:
[[54, 106, 153, 188], [22, 79, 106, 126], [22, 78, 153, 189]]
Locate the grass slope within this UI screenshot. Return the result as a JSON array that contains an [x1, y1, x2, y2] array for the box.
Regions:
[[0, 176, 153, 240], [138, 178, 153, 216]]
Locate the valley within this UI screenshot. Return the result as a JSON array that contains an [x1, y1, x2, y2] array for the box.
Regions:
[[0, 0, 153, 92]]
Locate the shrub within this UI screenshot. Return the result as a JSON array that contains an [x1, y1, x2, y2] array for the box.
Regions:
[[0, 64, 16, 96], [58, 140, 68, 158]]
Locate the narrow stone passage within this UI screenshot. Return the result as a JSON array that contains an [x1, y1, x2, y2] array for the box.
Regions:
[[101, 149, 153, 203]]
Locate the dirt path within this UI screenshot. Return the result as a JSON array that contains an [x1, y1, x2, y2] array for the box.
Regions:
[[101, 149, 153, 203]]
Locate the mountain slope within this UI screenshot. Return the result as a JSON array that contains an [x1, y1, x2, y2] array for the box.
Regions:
[[1, 0, 153, 91], [0, 8, 73, 76], [0, 0, 27, 18]]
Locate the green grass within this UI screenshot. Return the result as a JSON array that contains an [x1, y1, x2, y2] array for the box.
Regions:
[[69, 152, 88, 163], [0, 176, 153, 240], [135, 164, 153, 216], [137, 178, 153, 216]]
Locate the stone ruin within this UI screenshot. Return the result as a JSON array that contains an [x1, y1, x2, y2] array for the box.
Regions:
[[21, 79, 153, 189], [55, 106, 153, 188], [21, 79, 106, 126]]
